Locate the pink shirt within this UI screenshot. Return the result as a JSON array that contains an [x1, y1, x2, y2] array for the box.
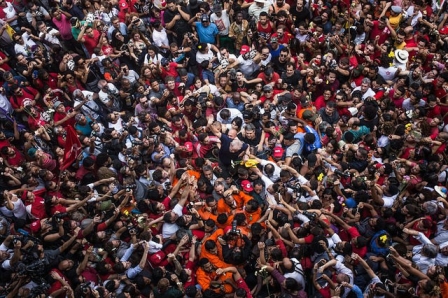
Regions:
[[52, 14, 73, 40]]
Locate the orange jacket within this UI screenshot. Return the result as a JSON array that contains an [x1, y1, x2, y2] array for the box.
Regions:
[[199, 229, 231, 269], [196, 267, 233, 293]]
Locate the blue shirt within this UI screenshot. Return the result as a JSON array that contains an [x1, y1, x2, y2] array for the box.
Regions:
[[75, 117, 93, 136], [268, 44, 285, 59], [201, 69, 215, 84], [218, 134, 248, 167], [195, 22, 219, 44]]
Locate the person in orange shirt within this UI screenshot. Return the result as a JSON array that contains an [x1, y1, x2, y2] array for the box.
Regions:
[[217, 186, 253, 213], [200, 229, 229, 267], [196, 258, 234, 294], [198, 196, 219, 221]]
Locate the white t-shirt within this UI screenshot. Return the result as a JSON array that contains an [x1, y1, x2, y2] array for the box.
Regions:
[[217, 108, 242, 124], [210, 10, 230, 35], [237, 55, 259, 77], [162, 204, 183, 239], [98, 83, 119, 105], [3, 2, 18, 26], [152, 28, 169, 48], [144, 53, 164, 65], [196, 44, 216, 64], [378, 66, 398, 81], [14, 32, 37, 56]]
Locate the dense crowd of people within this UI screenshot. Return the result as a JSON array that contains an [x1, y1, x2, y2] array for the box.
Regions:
[[1, 0, 448, 297]]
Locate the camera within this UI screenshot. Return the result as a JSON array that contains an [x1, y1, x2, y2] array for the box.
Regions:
[[53, 212, 68, 222], [80, 281, 91, 294], [126, 184, 137, 192], [334, 169, 350, 178], [195, 92, 208, 110], [229, 220, 239, 235], [302, 211, 317, 221], [186, 202, 194, 212]]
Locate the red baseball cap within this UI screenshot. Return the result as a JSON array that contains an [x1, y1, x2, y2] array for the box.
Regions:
[[273, 147, 284, 158], [30, 220, 41, 234], [119, 0, 129, 9], [240, 45, 250, 55], [241, 180, 253, 192], [184, 142, 193, 151]]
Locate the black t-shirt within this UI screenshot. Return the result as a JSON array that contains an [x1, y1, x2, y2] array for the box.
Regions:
[[163, 8, 191, 36], [272, 57, 288, 74], [237, 129, 263, 147], [281, 70, 301, 88], [290, 7, 311, 27]]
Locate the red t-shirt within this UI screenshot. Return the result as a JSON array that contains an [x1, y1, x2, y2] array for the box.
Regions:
[[53, 107, 75, 128], [0, 51, 11, 71], [160, 62, 179, 80], [9, 87, 39, 110], [257, 72, 280, 85], [83, 30, 101, 55]]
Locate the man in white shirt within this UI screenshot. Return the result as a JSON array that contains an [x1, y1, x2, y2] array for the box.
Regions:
[[351, 78, 376, 100], [217, 108, 242, 124], [406, 0, 423, 27], [152, 21, 170, 54], [98, 80, 121, 111]]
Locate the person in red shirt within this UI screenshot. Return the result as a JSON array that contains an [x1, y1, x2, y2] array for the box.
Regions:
[[271, 26, 293, 46], [9, 85, 41, 113], [0, 50, 11, 72], [257, 12, 275, 39], [324, 210, 368, 258], [78, 25, 102, 56], [314, 88, 334, 111], [159, 59, 180, 80], [0, 146, 25, 167], [367, 17, 392, 45], [53, 101, 77, 128]]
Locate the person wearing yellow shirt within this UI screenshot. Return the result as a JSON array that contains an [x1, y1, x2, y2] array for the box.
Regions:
[[388, 6, 402, 30]]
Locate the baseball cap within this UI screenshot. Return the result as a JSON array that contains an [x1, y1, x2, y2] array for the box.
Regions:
[[30, 220, 41, 233], [242, 111, 253, 119], [53, 101, 63, 109], [391, 5, 401, 13], [241, 180, 253, 192], [273, 146, 284, 158], [119, 0, 129, 9], [240, 45, 250, 55], [307, 153, 317, 167], [200, 14, 209, 22], [270, 37, 278, 43], [263, 85, 273, 92], [279, 93, 292, 102], [28, 148, 37, 158], [440, 27, 448, 35], [302, 110, 318, 122], [75, 113, 83, 122], [161, 58, 169, 67], [184, 142, 193, 151]]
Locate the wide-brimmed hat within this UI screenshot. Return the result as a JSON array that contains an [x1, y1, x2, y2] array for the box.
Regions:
[[394, 49, 409, 64]]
